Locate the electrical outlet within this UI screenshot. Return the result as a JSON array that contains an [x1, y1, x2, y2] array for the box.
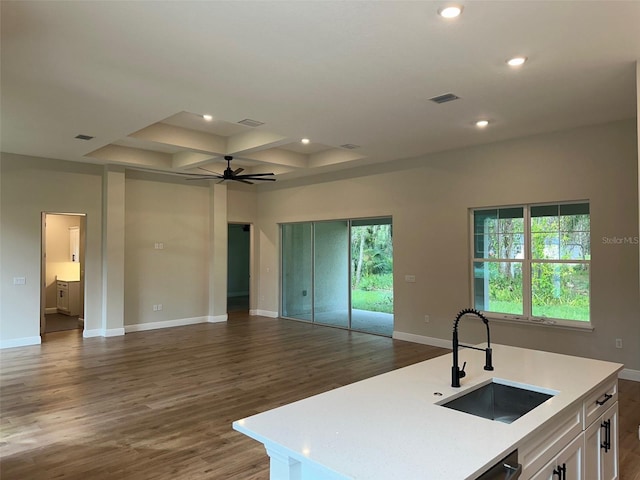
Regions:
[[158, 304, 162, 311], [153, 304, 158, 311], [13, 277, 26, 285], [615, 338, 622, 349], [424, 315, 430, 323], [302, 290, 307, 296]]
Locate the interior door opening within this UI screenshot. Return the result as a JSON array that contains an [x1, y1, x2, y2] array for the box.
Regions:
[[41, 213, 86, 336], [228, 223, 250, 313]]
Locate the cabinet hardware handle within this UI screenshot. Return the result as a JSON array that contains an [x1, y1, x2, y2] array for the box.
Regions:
[[600, 419, 611, 452], [553, 463, 567, 480], [596, 393, 612, 406]]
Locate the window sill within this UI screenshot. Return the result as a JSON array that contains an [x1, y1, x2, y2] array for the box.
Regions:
[[484, 313, 594, 332]]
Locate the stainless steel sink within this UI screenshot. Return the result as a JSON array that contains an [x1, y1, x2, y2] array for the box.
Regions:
[[440, 381, 555, 423]]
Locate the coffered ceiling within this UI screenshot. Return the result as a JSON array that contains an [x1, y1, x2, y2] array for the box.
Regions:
[[2, 1, 639, 185]]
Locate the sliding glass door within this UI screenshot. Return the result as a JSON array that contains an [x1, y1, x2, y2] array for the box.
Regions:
[[313, 221, 349, 328], [281, 223, 312, 321], [281, 217, 393, 336], [350, 218, 393, 336]]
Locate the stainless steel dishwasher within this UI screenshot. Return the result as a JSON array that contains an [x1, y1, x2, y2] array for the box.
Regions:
[[476, 450, 522, 479]]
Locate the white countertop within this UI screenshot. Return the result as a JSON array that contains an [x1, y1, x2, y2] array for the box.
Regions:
[[233, 344, 622, 479]]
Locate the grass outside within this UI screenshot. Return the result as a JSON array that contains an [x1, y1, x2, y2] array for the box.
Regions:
[[489, 300, 589, 322], [352, 289, 393, 313]]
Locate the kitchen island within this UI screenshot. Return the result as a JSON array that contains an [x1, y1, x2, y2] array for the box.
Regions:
[[233, 344, 622, 479]]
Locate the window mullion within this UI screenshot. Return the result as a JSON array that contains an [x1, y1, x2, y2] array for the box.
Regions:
[[523, 206, 532, 319]]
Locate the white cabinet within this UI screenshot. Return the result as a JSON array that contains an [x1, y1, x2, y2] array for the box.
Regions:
[[523, 376, 619, 480], [585, 403, 618, 480], [56, 280, 79, 316], [530, 433, 584, 480], [69, 226, 80, 262], [520, 405, 583, 478]]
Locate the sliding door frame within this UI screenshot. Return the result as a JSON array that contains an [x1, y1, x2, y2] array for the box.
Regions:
[[280, 216, 393, 336]]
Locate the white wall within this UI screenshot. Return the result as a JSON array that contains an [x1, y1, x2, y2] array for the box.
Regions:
[[255, 119, 640, 370]]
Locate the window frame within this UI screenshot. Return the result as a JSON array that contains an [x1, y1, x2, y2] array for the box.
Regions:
[[470, 201, 592, 330]]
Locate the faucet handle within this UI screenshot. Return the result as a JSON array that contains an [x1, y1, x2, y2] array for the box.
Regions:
[[459, 361, 466, 378], [484, 347, 494, 371]]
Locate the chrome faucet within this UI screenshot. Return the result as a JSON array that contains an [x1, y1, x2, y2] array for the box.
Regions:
[[452, 308, 493, 388]]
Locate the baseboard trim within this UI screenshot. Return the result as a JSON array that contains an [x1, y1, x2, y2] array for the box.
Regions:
[[619, 368, 640, 382], [392, 331, 452, 349], [83, 329, 102, 338], [0, 336, 42, 349], [250, 309, 278, 318], [82, 328, 125, 337], [45, 307, 58, 314], [208, 314, 228, 323], [105, 328, 125, 337], [125, 316, 210, 333]]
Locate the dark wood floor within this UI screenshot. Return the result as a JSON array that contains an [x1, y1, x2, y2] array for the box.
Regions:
[[0, 314, 638, 479]]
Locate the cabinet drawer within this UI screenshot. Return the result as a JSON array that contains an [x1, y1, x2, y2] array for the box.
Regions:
[[583, 378, 617, 428], [520, 404, 583, 478]]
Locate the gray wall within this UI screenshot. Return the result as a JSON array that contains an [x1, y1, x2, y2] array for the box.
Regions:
[[0, 155, 104, 342], [255, 119, 640, 370], [1, 119, 638, 373]]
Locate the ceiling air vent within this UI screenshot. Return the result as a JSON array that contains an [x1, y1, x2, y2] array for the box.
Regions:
[[429, 93, 460, 104], [237, 118, 265, 127], [340, 144, 360, 150], [74, 134, 94, 140]]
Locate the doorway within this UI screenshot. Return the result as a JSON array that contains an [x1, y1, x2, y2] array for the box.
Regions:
[[227, 223, 250, 313], [41, 213, 86, 335]]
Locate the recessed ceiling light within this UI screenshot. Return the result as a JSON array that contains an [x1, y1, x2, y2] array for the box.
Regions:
[[301, 138, 310, 144], [202, 114, 213, 121], [438, 5, 463, 18], [476, 120, 489, 128], [506, 56, 527, 67]]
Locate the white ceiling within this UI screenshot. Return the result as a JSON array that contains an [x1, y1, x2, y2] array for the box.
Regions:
[[2, 1, 639, 184]]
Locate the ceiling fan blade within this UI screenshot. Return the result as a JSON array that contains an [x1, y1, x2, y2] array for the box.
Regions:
[[233, 168, 244, 175], [244, 177, 276, 182], [184, 175, 223, 180], [198, 166, 223, 175], [235, 172, 274, 178], [236, 179, 254, 185]]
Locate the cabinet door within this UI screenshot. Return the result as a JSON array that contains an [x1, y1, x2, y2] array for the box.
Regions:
[[531, 434, 584, 480], [585, 402, 618, 480], [585, 415, 602, 480], [58, 287, 69, 311], [601, 403, 618, 480]]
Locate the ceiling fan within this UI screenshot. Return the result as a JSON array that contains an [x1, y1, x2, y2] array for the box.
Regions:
[[186, 155, 275, 184]]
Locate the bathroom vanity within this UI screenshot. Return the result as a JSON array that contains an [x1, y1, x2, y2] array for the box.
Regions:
[[233, 344, 622, 479], [56, 279, 80, 316]]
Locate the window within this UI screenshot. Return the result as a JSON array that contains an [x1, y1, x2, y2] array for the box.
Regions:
[[472, 202, 590, 327]]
